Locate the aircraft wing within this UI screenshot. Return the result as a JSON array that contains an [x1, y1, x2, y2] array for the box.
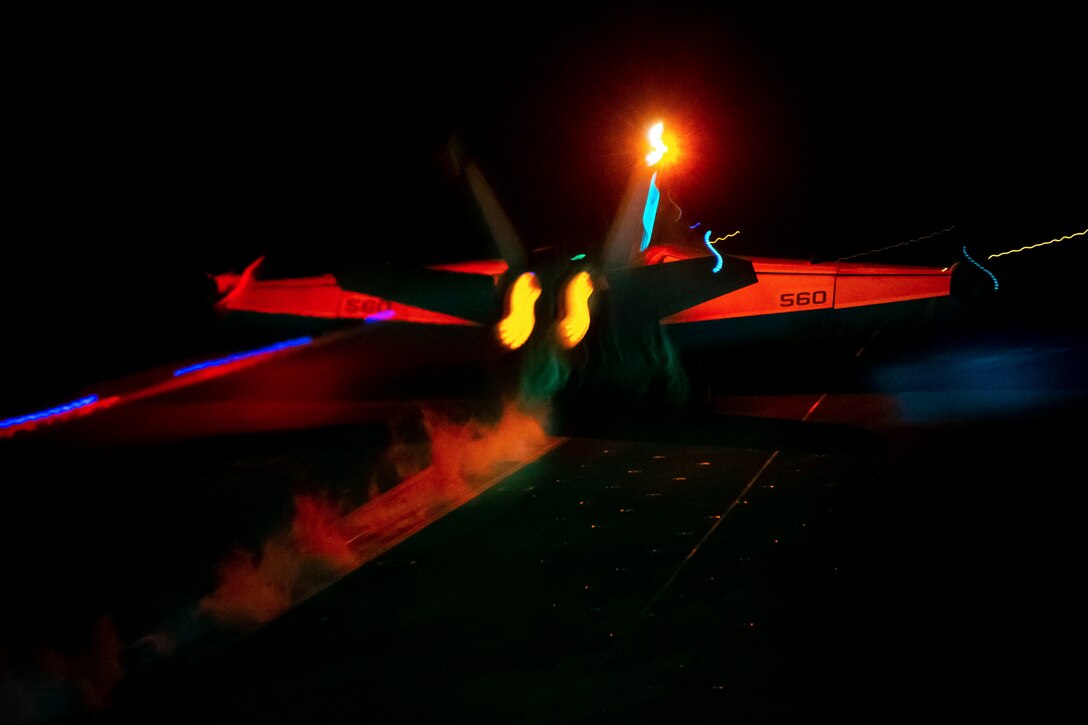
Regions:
[[605, 254, 758, 324], [3, 120, 973, 445], [332, 262, 502, 326], [213, 261, 507, 327]]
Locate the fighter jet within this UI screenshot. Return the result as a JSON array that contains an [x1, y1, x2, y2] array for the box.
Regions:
[[1, 121, 976, 443]]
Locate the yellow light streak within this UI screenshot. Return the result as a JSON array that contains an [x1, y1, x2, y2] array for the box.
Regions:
[[987, 228, 1086, 259], [706, 231, 741, 244], [497, 272, 541, 350], [557, 271, 594, 348]]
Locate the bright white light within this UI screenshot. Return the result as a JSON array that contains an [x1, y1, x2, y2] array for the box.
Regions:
[[646, 122, 668, 166]]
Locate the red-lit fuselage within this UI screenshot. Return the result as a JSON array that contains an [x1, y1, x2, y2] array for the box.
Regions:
[[3, 322, 512, 447], [3, 247, 958, 446]]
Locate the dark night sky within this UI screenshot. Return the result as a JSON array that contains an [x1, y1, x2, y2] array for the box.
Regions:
[[3, 5, 1085, 411]]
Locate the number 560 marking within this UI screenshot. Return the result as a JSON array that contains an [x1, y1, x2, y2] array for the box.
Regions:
[[779, 290, 828, 307]]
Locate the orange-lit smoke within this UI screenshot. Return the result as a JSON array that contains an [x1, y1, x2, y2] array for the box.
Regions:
[[341, 400, 553, 564], [199, 494, 359, 629], [291, 493, 359, 569], [28, 616, 125, 717], [367, 413, 432, 498], [0, 613, 126, 718], [200, 401, 550, 631], [424, 400, 549, 487]]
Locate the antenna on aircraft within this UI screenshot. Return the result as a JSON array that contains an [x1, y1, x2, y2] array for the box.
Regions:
[[602, 120, 671, 270]]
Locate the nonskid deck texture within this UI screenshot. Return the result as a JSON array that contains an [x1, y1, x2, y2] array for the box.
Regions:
[[3, 249, 1085, 724]]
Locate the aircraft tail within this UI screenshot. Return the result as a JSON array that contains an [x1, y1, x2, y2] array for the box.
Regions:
[[599, 139, 758, 327], [213, 255, 264, 309], [447, 135, 528, 274], [601, 165, 662, 272], [326, 140, 530, 329], [333, 263, 502, 325]]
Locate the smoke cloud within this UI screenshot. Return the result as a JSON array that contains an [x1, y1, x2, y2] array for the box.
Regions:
[[198, 493, 358, 629], [199, 400, 551, 632], [0, 399, 557, 725], [0, 616, 124, 725]]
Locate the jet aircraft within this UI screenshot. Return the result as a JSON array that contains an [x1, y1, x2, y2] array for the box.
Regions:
[[207, 122, 970, 404], [1, 121, 979, 444]]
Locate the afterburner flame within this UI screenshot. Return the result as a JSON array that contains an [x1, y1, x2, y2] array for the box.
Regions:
[[497, 272, 541, 350], [557, 271, 594, 348]]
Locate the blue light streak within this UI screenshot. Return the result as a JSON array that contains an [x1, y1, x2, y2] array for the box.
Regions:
[[703, 231, 723, 274], [639, 171, 660, 252], [689, 222, 701, 229], [1, 395, 99, 429], [962, 246, 999, 291], [173, 337, 313, 377]]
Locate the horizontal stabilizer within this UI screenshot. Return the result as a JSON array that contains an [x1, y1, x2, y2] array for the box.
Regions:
[[602, 167, 657, 273], [605, 254, 758, 324], [335, 264, 502, 326]]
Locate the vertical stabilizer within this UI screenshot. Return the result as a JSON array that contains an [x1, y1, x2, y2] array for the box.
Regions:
[[602, 165, 662, 272], [463, 161, 529, 273]]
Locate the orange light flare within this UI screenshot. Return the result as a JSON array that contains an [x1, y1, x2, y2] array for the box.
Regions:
[[644, 120, 684, 169], [635, 116, 714, 211], [645, 121, 668, 166]]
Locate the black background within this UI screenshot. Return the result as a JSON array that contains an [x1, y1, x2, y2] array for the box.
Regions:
[[4, 5, 1085, 414]]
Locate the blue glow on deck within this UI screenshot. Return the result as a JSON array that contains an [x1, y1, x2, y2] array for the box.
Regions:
[[640, 172, 660, 252], [1, 395, 99, 429], [703, 231, 723, 273], [173, 337, 313, 377]]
